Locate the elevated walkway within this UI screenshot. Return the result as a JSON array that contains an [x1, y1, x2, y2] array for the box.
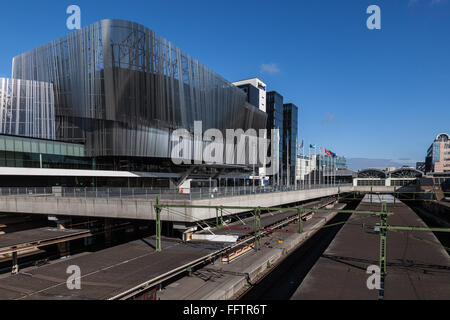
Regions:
[[0, 186, 398, 222]]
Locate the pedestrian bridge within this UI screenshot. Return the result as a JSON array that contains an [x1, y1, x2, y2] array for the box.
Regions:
[[0, 185, 402, 222]]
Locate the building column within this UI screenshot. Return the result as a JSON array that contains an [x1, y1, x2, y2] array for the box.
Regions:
[[11, 251, 18, 274], [48, 215, 71, 257]]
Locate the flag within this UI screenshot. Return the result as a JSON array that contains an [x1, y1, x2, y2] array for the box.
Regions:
[[310, 144, 316, 149], [298, 139, 304, 150], [325, 148, 331, 156]]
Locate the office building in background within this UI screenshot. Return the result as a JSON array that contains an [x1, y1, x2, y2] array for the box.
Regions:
[[266, 91, 284, 185], [282, 103, 298, 185], [425, 133, 450, 173]]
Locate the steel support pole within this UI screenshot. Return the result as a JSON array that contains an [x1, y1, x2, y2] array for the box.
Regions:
[[11, 251, 18, 274], [216, 207, 219, 228], [379, 201, 387, 300], [297, 208, 303, 233], [254, 208, 261, 250], [155, 196, 162, 252], [371, 186, 373, 204]]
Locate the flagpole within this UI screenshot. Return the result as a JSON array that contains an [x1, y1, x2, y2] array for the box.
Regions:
[[303, 143, 305, 190], [331, 155, 334, 187], [331, 156, 335, 187], [321, 149, 323, 187], [333, 154, 336, 186], [334, 156, 337, 187], [303, 146, 305, 189], [308, 143, 311, 189], [316, 147, 319, 186], [301, 145, 303, 190], [319, 147, 322, 186], [313, 145, 316, 187], [327, 152, 330, 186]]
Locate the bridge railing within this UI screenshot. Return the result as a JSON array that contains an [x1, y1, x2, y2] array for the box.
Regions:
[[0, 183, 353, 201]]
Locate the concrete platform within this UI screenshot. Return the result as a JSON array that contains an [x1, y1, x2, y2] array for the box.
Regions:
[[291, 198, 450, 300], [0, 237, 226, 300], [0, 228, 91, 255]]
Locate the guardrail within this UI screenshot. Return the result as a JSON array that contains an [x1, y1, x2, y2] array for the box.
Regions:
[[0, 183, 352, 201]]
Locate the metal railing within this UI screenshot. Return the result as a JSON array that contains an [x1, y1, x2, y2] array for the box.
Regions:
[[0, 183, 353, 201]]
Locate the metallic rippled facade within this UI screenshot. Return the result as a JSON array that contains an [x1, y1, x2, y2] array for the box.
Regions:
[[12, 19, 266, 159], [0, 78, 55, 140]]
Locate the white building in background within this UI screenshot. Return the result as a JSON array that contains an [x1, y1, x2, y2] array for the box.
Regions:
[[232, 78, 268, 185], [232, 78, 266, 112], [296, 154, 316, 182]]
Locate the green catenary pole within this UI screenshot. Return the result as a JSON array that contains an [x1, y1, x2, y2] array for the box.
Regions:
[[254, 208, 261, 250], [155, 196, 162, 252], [378, 201, 388, 300], [215, 207, 219, 228], [297, 208, 303, 233]]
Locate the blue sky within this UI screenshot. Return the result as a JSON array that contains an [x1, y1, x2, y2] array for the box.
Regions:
[[0, 0, 449, 168]]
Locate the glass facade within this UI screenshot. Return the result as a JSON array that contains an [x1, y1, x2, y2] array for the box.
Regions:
[[432, 142, 441, 162], [0, 134, 88, 169], [357, 179, 386, 186], [0, 78, 55, 140], [266, 91, 284, 182], [283, 103, 298, 183], [12, 19, 267, 160], [316, 155, 347, 169], [237, 84, 259, 108]]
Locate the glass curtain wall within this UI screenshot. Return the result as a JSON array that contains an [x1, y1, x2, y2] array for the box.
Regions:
[[0, 78, 55, 140]]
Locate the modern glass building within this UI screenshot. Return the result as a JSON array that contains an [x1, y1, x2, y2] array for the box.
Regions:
[[11, 19, 267, 171], [0, 78, 55, 140], [316, 154, 347, 170], [235, 83, 260, 109], [283, 103, 298, 184], [266, 91, 284, 184], [426, 133, 450, 173]]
